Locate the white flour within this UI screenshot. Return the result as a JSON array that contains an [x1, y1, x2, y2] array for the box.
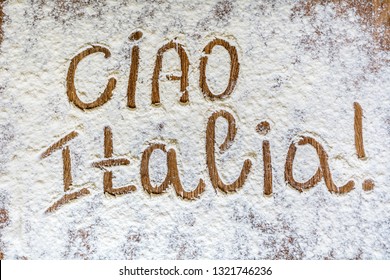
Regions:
[[0, 0, 389, 259]]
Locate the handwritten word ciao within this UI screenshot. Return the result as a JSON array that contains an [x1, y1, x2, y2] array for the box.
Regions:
[[41, 31, 374, 213], [67, 31, 238, 109]]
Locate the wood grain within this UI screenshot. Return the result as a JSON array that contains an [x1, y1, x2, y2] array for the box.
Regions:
[[45, 188, 90, 213], [297, 0, 390, 50], [104, 126, 113, 158], [256, 121, 271, 136], [41, 131, 78, 159], [262, 140, 273, 196], [62, 146, 72, 192], [92, 158, 130, 169], [363, 178, 375, 191], [0, 0, 3, 47], [0, 208, 8, 225]]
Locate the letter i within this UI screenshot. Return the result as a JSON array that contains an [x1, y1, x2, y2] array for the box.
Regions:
[[256, 121, 272, 196], [127, 31, 143, 108]]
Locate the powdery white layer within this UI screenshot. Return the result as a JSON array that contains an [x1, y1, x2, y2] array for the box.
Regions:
[[0, 0, 389, 259]]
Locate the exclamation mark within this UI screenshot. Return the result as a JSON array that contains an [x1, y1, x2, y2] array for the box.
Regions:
[[354, 102, 366, 159], [354, 102, 374, 191]]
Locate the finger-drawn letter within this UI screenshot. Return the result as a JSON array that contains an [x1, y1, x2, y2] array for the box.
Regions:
[[285, 136, 354, 194], [127, 31, 143, 108], [206, 110, 252, 193], [141, 143, 205, 199], [67, 45, 116, 109], [200, 38, 239, 100], [151, 41, 190, 105]]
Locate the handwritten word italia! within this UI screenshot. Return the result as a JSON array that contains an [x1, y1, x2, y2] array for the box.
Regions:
[[41, 31, 374, 213]]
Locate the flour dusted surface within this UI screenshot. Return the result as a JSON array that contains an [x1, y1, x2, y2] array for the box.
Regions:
[[0, 0, 389, 259]]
